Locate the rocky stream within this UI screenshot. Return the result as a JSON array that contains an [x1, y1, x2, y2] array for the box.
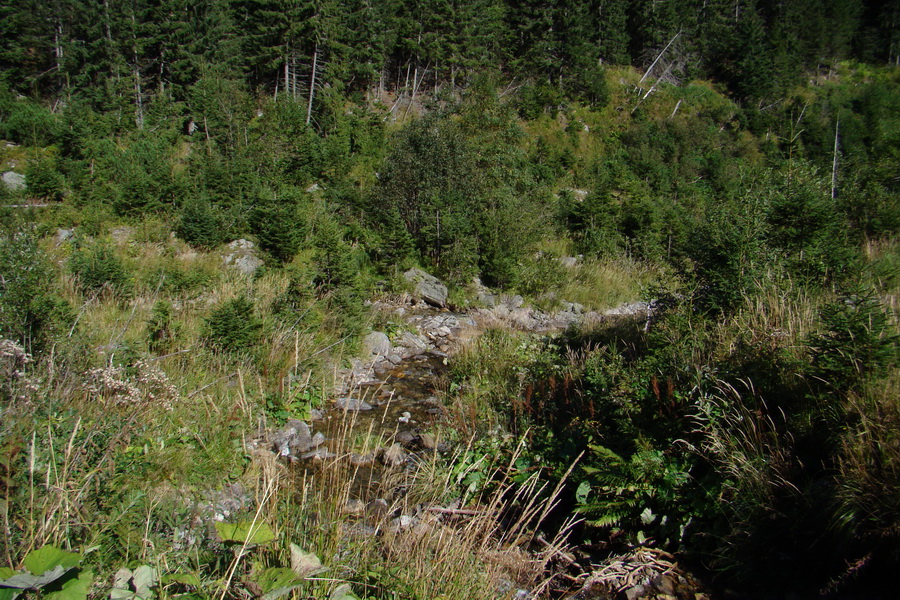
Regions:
[[254, 269, 713, 600]]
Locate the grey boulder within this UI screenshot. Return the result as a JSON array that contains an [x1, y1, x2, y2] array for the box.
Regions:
[[404, 268, 448, 308], [1, 171, 26, 192]]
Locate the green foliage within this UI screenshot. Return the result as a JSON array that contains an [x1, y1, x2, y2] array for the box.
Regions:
[[109, 565, 157, 600], [514, 81, 562, 120], [264, 387, 321, 424], [313, 215, 359, 294], [515, 252, 566, 297], [0, 546, 92, 600], [251, 189, 308, 263], [575, 441, 693, 547], [0, 96, 59, 147], [684, 202, 767, 315], [24, 155, 65, 201], [176, 197, 227, 249], [565, 64, 611, 109], [214, 521, 276, 545], [204, 295, 262, 355], [146, 300, 179, 353], [69, 241, 132, 296], [807, 288, 898, 394], [0, 229, 72, 352]]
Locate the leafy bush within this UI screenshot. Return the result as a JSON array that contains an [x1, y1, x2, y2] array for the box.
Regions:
[[684, 204, 767, 315], [204, 295, 262, 355], [145, 261, 214, 296], [807, 288, 898, 395], [0, 230, 72, 351], [146, 300, 179, 353], [69, 242, 132, 296], [24, 156, 65, 201], [575, 441, 693, 548], [565, 64, 611, 109], [0, 96, 60, 146], [313, 215, 359, 293], [176, 196, 227, 249], [515, 252, 566, 297], [251, 192, 307, 263]]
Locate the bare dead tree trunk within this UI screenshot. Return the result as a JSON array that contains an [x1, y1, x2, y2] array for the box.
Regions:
[[640, 30, 681, 85], [633, 61, 673, 114], [831, 117, 840, 200], [54, 20, 65, 93], [668, 99, 683, 119], [131, 13, 143, 130], [292, 52, 298, 99], [306, 43, 319, 126]]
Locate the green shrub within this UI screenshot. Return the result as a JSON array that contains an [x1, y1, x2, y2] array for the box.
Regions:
[[313, 215, 359, 293], [0, 230, 73, 352], [146, 300, 179, 353], [204, 295, 262, 355], [176, 196, 227, 249], [145, 262, 213, 296], [0, 97, 60, 146], [515, 252, 566, 297], [69, 242, 132, 296], [251, 195, 306, 263], [807, 288, 898, 395], [575, 440, 693, 548], [25, 155, 65, 201]]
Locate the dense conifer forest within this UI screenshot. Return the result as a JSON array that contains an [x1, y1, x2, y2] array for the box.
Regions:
[[1, 1, 898, 599]]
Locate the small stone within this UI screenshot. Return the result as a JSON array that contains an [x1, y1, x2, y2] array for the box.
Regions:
[[624, 585, 648, 600], [386, 353, 403, 365], [345, 523, 377, 538], [419, 433, 437, 450], [398, 332, 427, 351], [651, 574, 677, 596], [410, 521, 433, 539], [362, 331, 391, 358], [55, 228, 74, 245], [272, 419, 312, 456], [395, 430, 416, 447], [380, 443, 407, 466], [403, 268, 448, 308], [300, 448, 336, 460], [349, 452, 376, 467], [110, 226, 133, 243], [388, 515, 419, 533], [335, 397, 373, 411], [367, 498, 390, 518], [344, 499, 366, 515], [477, 292, 497, 307], [227, 238, 256, 250]]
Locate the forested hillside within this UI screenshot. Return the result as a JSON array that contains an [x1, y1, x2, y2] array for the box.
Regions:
[[1, 1, 899, 599]]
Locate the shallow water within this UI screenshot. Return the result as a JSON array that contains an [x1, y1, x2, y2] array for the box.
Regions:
[[323, 352, 448, 442]]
